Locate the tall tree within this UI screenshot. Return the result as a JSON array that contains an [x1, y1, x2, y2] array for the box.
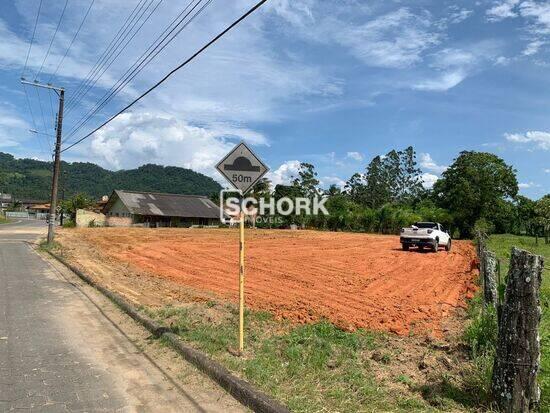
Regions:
[[515, 195, 537, 235], [433, 151, 518, 238], [344, 172, 366, 204], [364, 156, 390, 208], [292, 162, 320, 198], [252, 177, 271, 197], [325, 184, 342, 197], [382, 150, 402, 202], [399, 146, 424, 203], [534, 195, 550, 244]]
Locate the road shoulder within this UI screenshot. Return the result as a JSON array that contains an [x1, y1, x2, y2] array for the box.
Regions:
[[34, 244, 247, 413]]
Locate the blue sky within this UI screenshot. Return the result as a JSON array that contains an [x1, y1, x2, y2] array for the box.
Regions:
[[0, 0, 548, 199]]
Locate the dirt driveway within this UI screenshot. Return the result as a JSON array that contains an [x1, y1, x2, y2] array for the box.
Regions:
[[57, 228, 478, 337]]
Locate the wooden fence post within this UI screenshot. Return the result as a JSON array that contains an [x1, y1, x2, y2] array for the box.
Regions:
[[482, 250, 498, 308], [491, 247, 544, 412]]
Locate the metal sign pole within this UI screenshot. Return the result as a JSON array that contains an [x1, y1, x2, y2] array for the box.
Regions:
[[239, 207, 245, 353], [215, 142, 268, 354]]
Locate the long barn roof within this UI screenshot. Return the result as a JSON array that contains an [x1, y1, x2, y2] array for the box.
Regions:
[[105, 190, 221, 219]]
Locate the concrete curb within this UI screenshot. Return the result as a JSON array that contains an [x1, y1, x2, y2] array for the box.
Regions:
[[45, 249, 291, 413]]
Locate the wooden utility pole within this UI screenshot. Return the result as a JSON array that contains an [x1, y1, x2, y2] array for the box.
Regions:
[[492, 247, 544, 412], [21, 79, 64, 243]]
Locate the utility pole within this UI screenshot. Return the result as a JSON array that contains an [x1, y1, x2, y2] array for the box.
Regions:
[[21, 78, 64, 243]]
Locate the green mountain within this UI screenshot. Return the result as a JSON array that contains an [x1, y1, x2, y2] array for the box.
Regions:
[[0, 152, 222, 200]]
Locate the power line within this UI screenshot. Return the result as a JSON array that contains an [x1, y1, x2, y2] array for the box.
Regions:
[[22, 0, 43, 77], [35, 0, 69, 80], [35, 87, 48, 134], [63, 0, 210, 141], [64, 0, 149, 110], [64, 0, 161, 115], [22, 83, 49, 158], [62, 0, 268, 153], [48, 0, 96, 83], [35, 87, 53, 152], [22, 84, 38, 131]]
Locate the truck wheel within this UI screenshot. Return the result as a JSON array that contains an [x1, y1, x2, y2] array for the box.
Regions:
[[432, 240, 439, 252], [445, 240, 452, 251], [402, 244, 409, 251]]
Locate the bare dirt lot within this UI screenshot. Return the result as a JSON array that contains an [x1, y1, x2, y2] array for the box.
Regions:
[[56, 228, 478, 337]]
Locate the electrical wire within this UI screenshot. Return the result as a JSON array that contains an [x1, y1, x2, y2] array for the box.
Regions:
[[48, 0, 96, 83], [64, 0, 149, 110], [22, 84, 38, 131], [61, 0, 268, 153], [22, 0, 43, 77], [35, 88, 53, 153], [63, 0, 209, 141], [35, 87, 48, 134], [64, 0, 161, 115], [35, 0, 69, 80]]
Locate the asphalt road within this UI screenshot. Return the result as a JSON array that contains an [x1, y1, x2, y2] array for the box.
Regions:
[[0, 220, 244, 412]]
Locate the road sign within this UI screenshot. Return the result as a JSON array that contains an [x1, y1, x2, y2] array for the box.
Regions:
[[215, 141, 268, 355], [216, 142, 268, 194]]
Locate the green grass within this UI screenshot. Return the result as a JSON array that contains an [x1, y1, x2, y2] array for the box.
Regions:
[[148, 304, 440, 413], [38, 239, 62, 252], [486, 234, 549, 410], [0, 216, 8, 224]]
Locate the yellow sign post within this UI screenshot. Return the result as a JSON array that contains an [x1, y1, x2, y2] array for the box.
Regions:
[[216, 142, 268, 354], [239, 209, 245, 353]]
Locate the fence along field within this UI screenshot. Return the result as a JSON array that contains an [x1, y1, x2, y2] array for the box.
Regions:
[[478, 234, 545, 411]]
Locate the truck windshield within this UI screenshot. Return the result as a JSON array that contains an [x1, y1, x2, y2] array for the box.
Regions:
[[414, 222, 437, 229]]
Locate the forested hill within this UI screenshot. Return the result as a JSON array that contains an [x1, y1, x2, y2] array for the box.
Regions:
[[0, 152, 222, 200]]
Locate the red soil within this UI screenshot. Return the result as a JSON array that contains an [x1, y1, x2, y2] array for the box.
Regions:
[[68, 228, 478, 337]]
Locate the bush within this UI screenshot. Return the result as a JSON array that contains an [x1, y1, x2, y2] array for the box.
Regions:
[[473, 218, 495, 238], [464, 305, 498, 358], [62, 220, 76, 228]]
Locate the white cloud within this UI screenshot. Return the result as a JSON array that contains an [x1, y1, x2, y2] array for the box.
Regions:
[[486, 1, 550, 57], [2, 1, 341, 140], [346, 151, 364, 161], [495, 56, 511, 65], [520, 1, 550, 34], [0, 104, 30, 149], [320, 176, 346, 189], [268, 0, 314, 27], [518, 181, 540, 188], [266, 160, 301, 187], [414, 42, 503, 91], [84, 111, 267, 181], [413, 70, 467, 91], [335, 8, 440, 69], [523, 39, 545, 55], [447, 7, 474, 24], [420, 153, 448, 174], [487, 0, 521, 21], [422, 173, 439, 189], [544, 168, 550, 173], [505, 131, 550, 150]]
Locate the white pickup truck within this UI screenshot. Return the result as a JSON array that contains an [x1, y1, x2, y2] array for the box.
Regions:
[[400, 222, 451, 252]]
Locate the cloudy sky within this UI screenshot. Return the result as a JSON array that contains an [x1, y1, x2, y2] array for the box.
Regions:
[[0, 0, 549, 199]]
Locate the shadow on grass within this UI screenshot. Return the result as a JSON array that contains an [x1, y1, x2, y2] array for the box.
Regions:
[[415, 379, 492, 410]]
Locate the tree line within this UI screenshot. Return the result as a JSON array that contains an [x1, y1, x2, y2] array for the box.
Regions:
[[251, 148, 549, 240]]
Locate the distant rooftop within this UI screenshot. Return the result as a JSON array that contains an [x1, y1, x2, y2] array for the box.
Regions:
[[105, 190, 221, 219]]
